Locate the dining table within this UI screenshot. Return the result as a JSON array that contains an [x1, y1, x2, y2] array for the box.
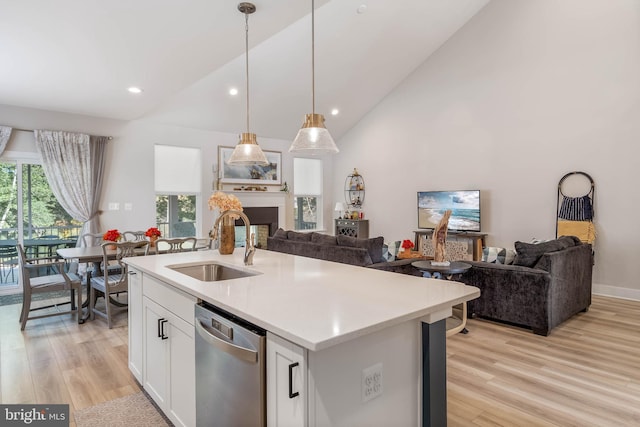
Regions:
[[0, 238, 77, 258], [56, 245, 146, 323]]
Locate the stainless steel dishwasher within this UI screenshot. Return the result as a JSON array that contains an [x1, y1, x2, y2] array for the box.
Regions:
[[195, 302, 266, 427]]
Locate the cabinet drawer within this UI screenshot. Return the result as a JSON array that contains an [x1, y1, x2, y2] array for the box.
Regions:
[[143, 274, 197, 325]]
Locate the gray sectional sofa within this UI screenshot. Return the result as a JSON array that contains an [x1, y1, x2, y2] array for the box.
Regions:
[[266, 229, 421, 276], [458, 236, 593, 336]]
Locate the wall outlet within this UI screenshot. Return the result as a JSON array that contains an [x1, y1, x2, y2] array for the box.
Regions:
[[362, 363, 383, 402]]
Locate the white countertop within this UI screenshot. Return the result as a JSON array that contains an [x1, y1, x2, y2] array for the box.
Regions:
[[125, 249, 479, 351]]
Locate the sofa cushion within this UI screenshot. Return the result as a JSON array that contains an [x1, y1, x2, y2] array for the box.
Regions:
[[337, 235, 385, 264], [287, 230, 312, 242], [310, 232, 337, 246], [273, 228, 288, 239], [482, 246, 516, 265], [513, 236, 580, 267]]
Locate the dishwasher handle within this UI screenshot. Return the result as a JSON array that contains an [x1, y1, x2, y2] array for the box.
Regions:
[[195, 318, 258, 363]]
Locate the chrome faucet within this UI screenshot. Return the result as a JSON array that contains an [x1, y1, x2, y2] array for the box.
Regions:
[[211, 210, 256, 266]]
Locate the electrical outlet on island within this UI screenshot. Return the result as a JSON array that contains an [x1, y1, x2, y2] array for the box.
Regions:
[[362, 363, 383, 403]]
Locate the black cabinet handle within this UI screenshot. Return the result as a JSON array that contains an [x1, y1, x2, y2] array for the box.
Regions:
[[288, 362, 299, 399], [157, 318, 163, 338], [160, 319, 169, 340]]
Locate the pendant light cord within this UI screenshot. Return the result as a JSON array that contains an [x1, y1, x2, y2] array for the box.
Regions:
[[311, 0, 315, 115], [245, 11, 251, 133]]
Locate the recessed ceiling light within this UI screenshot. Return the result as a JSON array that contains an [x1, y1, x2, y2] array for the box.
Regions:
[[229, 87, 239, 96], [331, 108, 339, 116], [128, 87, 143, 94]]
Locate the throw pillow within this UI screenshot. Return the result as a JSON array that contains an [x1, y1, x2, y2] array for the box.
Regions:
[[273, 228, 288, 239], [310, 232, 337, 246], [513, 236, 578, 267], [287, 230, 312, 242], [381, 240, 401, 262], [337, 235, 385, 264], [482, 247, 516, 265]]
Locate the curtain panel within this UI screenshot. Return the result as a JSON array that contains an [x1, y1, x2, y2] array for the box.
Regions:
[[0, 126, 12, 156], [33, 130, 108, 246]]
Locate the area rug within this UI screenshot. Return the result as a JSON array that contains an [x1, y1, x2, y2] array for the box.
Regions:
[[74, 391, 172, 427]]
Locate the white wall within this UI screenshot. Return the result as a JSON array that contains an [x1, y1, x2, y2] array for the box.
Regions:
[[333, 0, 640, 299], [0, 104, 332, 238], [3, 0, 638, 299]]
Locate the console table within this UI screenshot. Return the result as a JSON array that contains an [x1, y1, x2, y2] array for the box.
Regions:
[[413, 230, 487, 261], [335, 219, 369, 238]]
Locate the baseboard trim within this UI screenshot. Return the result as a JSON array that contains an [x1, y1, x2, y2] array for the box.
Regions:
[[593, 283, 640, 302]]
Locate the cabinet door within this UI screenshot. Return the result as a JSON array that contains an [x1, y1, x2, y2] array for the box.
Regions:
[[143, 297, 169, 408], [267, 332, 307, 427], [128, 268, 143, 382], [167, 314, 196, 427]]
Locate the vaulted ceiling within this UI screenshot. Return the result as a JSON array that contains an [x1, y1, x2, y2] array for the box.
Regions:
[[0, 0, 489, 139]]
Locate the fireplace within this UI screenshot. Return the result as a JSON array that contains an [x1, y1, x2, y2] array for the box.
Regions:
[[234, 206, 279, 249]]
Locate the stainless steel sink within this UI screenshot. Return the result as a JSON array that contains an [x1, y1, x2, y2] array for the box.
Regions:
[[167, 262, 259, 282]]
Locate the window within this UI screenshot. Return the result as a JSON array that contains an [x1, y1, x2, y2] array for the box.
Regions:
[[1, 159, 81, 288], [154, 145, 201, 237], [293, 158, 322, 231]]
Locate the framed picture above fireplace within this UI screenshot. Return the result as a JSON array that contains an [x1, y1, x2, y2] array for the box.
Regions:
[[218, 146, 282, 185]]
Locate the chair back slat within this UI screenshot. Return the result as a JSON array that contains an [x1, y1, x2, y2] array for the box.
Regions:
[[123, 231, 148, 242], [153, 237, 197, 255]]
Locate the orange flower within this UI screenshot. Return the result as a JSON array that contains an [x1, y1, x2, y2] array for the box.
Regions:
[[401, 239, 414, 250], [145, 227, 161, 238], [103, 229, 122, 242]]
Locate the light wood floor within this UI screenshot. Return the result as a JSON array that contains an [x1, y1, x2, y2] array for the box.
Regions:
[[0, 295, 136, 427], [1, 295, 639, 426], [447, 295, 640, 426]]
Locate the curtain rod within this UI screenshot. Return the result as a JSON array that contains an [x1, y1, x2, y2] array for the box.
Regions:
[[13, 127, 113, 140]]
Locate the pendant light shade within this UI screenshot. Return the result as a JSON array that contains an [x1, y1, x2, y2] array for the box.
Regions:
[[289, 0, 339, 154], [291, 113, 338, 154], [228, 2, 269, 166]]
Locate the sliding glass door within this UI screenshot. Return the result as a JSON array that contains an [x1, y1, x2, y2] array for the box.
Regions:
[[0, 160, 81, 289]]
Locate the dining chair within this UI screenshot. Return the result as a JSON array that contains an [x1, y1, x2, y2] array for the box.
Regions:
[[90, 241, 149, 328], [17, 244, 82, 330], [80, 232, 104, 247], [153, 237, 198, 255], [123, 231, 148, 242], [0, 245, 19, 284]]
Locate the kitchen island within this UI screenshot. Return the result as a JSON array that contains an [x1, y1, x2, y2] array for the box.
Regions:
[[125, 249, 479, 427]]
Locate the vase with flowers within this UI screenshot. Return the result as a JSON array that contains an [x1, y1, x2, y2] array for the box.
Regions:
[[103, 229, 122, 250], [398, 239, 420, 259], [208, 191, 243, 255], [145, 227, 162, 247], [401, 239, 414, 252]]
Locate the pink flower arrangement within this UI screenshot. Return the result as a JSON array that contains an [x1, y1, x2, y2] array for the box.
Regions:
[[208, 191, 243, 219], [145, 227, 162, 238], [103, 229, 122, 242]]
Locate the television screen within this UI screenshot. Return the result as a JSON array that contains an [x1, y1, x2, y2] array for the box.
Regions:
[[417, 190, 481, 232]]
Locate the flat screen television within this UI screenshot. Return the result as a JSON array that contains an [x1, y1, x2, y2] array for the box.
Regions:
[[417, 190, 481, 232]]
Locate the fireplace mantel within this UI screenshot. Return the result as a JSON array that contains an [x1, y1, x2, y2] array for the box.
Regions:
[[233, 191, 286, 231]]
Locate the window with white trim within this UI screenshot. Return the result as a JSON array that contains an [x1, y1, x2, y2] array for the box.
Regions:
[[154, 145, 201, 237]]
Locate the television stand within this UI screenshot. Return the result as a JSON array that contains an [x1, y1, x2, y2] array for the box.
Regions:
[[413, 230, 487, 261]]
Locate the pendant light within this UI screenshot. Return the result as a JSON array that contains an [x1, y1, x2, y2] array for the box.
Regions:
[[228, 2, 269, 165], [289, 0, 339, 154]]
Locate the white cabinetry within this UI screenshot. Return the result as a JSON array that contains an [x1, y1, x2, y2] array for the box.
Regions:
[[128, 267, 143, 383], [141, 274, 197, 427], [267, 332, 307, 427]]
